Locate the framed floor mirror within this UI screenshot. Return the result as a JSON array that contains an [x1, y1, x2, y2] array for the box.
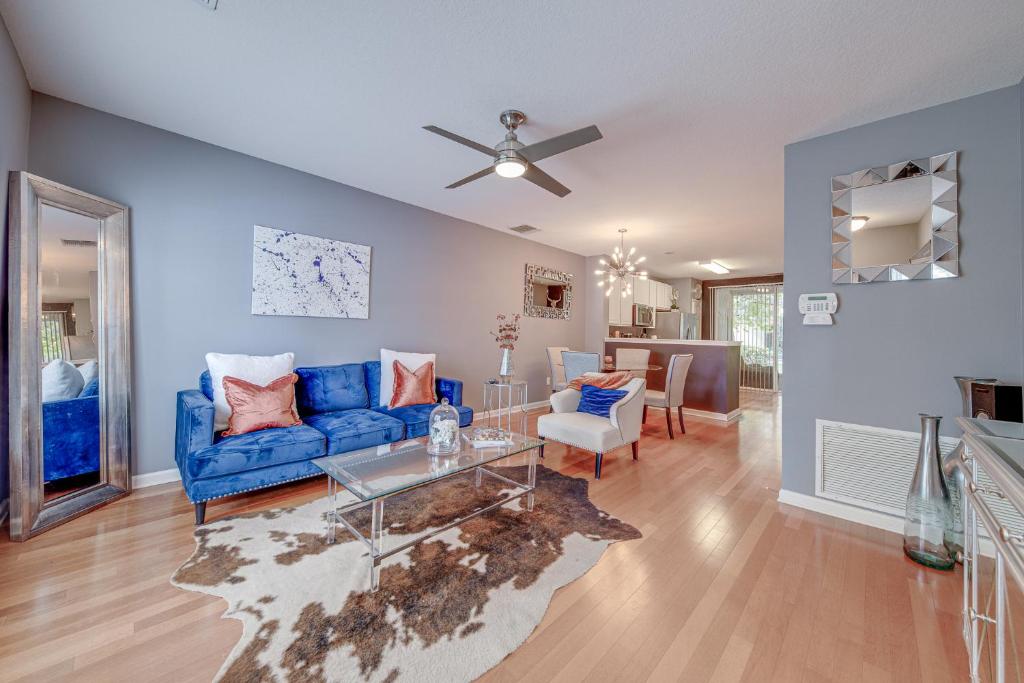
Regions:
[[8, 172, 131, 541]]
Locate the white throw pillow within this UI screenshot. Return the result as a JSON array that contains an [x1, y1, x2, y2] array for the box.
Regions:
[[42, 359, 85, 402], [77, 359, 98, 389], [205, 352, 295, 431], [379, 349, 436, 408]]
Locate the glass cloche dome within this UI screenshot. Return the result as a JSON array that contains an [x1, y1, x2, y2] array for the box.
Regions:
[[427, 398, 461, 455]]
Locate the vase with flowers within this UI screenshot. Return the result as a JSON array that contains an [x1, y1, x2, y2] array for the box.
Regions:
[[490, 313, 521, 382]]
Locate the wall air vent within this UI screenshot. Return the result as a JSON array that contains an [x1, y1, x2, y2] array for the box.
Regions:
[[61, 239, 98, 248], [510, 225, 540, 234], [815, 419, 1022, 538]]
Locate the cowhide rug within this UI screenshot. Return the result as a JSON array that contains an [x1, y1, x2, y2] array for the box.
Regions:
[[172, 465, 641, 682]]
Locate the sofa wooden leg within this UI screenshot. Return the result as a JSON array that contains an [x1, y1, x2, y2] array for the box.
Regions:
[[195, 502, 207, 525], [595, 452, 603, 479], [665, 407, 674, 440], [632, 441, 639, 460], [678, 406, 686, 434], [643, 405, 648, 424]]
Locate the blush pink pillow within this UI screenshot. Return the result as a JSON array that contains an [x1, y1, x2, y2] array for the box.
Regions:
[[390, 360, 436, 408], [222, 373, 302, 437]]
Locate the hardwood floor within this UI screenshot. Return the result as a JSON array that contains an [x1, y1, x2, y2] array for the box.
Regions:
[[0, 391, 969, 681]]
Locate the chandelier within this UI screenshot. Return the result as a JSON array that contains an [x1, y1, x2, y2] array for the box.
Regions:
[[594, 228, 648, 297]]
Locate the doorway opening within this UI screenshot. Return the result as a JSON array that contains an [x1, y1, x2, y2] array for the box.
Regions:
[[711, 283, 783, 391]]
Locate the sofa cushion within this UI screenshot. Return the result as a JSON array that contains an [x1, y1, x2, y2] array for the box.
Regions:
[[42, 359, 84, 402], [205, 351, 295, 431], [303, 408, 405, 454], [186, 424, 326, 481], [79, 377, 100, 398], [295, 363, 369, 415], [374, 403, 473, 438]]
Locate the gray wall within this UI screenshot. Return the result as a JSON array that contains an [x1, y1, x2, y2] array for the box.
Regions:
[[28, 94, 586, 476], [782, 84, 1024, 496], [0, 15, 30, 516]]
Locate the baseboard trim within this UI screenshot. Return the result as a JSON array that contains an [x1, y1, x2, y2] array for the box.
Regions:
[[133, 468, 181, 489], [681, 406, 742, 422], [777, 488, 995, 558]]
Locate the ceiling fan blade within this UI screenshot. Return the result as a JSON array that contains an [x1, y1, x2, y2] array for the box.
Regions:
[[423, 125, 497, 157], [518, 125, 602, 163], [522, 165, 570, 197], [446, 166, 495, 189]]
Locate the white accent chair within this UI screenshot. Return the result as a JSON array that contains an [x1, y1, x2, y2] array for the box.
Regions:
[[643, 354, 693, 439], [545, 346, 570, 393], [537, 378, 646, 479]]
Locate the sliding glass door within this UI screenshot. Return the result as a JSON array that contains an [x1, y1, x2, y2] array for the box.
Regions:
[[711, 284, 783, 391]]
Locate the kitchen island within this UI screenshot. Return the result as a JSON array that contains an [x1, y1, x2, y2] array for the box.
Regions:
[[604, 338, 742, 420]]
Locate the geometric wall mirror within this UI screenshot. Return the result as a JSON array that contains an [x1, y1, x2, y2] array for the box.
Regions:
[[831, 151, 959, 284]]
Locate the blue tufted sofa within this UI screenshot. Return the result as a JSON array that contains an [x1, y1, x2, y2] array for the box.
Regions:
[[175, 361, 473, 524], [43, 377, 101, 482]]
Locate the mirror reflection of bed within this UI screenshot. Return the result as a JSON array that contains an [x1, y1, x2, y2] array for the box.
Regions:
[[39, 204, 102, 503]]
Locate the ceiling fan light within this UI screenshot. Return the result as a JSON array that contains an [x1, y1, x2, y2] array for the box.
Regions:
[[494, 157, 527, 178]]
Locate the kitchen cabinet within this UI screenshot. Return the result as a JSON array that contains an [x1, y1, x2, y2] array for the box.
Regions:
[[632, 276, 651, 306], [654, 281, 673, 310], [621, 285, 634, 325], [608, 278, 625, 325]]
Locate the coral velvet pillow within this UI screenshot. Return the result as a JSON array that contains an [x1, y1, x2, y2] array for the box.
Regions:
[[390, 360, 436, 408], [222, 373, 302, 437]]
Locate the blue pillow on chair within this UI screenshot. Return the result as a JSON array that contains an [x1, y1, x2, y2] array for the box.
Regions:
[[577, 384, 628, 418]]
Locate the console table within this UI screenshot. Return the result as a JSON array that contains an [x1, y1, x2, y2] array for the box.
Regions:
[[956, 417, 1024, 682]]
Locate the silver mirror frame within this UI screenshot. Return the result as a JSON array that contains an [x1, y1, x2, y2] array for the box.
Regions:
[[831, 151, 959, 284], [523, 263, 574, 320], [7, 172, 132, 541]]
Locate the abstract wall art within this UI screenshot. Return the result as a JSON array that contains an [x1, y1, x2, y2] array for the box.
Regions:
[[251, 225, 371, 319]]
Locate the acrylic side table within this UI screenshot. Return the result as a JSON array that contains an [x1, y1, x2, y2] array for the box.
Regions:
[[483, 380, 528, 436]]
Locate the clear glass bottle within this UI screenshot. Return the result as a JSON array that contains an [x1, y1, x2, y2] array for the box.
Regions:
[[427, 398, 460, 455], [903, 414, 955, 570]]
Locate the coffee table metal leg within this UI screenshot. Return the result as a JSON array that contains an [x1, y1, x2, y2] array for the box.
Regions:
[[475, 467, 483, 487], [369, 498, 384, 592], [527, 447, 537, 512], [327, 477, 336, 544]]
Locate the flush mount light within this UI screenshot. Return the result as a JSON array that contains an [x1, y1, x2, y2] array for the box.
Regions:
[[493, 153, 527, 178], [594, 229, 648, 297], [850, 216, 869, 231], [699, 261, 730, 275]]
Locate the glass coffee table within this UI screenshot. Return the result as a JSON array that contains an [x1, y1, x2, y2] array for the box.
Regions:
[[312, 433, 545, 592]]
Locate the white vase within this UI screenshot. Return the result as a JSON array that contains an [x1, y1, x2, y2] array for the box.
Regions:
[[498, 348, 514, 381]]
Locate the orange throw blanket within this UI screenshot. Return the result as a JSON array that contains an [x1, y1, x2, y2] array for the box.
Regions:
[[567, 371, 632, 392]]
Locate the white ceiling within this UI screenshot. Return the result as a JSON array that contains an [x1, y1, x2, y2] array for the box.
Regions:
[[852, 176, 932, 229], [40, 204, 98, 301], [3, 1, 1023, 279]]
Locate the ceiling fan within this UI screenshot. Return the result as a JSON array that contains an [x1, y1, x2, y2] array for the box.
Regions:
[[423, 110, 602, 198]]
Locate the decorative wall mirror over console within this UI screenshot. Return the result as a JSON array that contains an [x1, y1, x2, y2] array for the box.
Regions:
[[831, 151, 959, 284], [8, 172, 132, 541], [523, 263, 574, 319]]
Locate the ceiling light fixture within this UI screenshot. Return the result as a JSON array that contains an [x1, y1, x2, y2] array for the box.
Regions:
[[850, 216, 869, 231], [594, 229, 648, 297], [494, 154, 527, 178], [699, 261, 730, 275]]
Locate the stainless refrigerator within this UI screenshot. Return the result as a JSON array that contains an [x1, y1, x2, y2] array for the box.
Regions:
[[653, 311, 700, 340]]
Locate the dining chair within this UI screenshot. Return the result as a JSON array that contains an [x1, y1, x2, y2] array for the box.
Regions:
[[643, 353, 693, 439], [615, 348, 651, 380], [546, 346, 570, 393], [561, 351, 600, 382]]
